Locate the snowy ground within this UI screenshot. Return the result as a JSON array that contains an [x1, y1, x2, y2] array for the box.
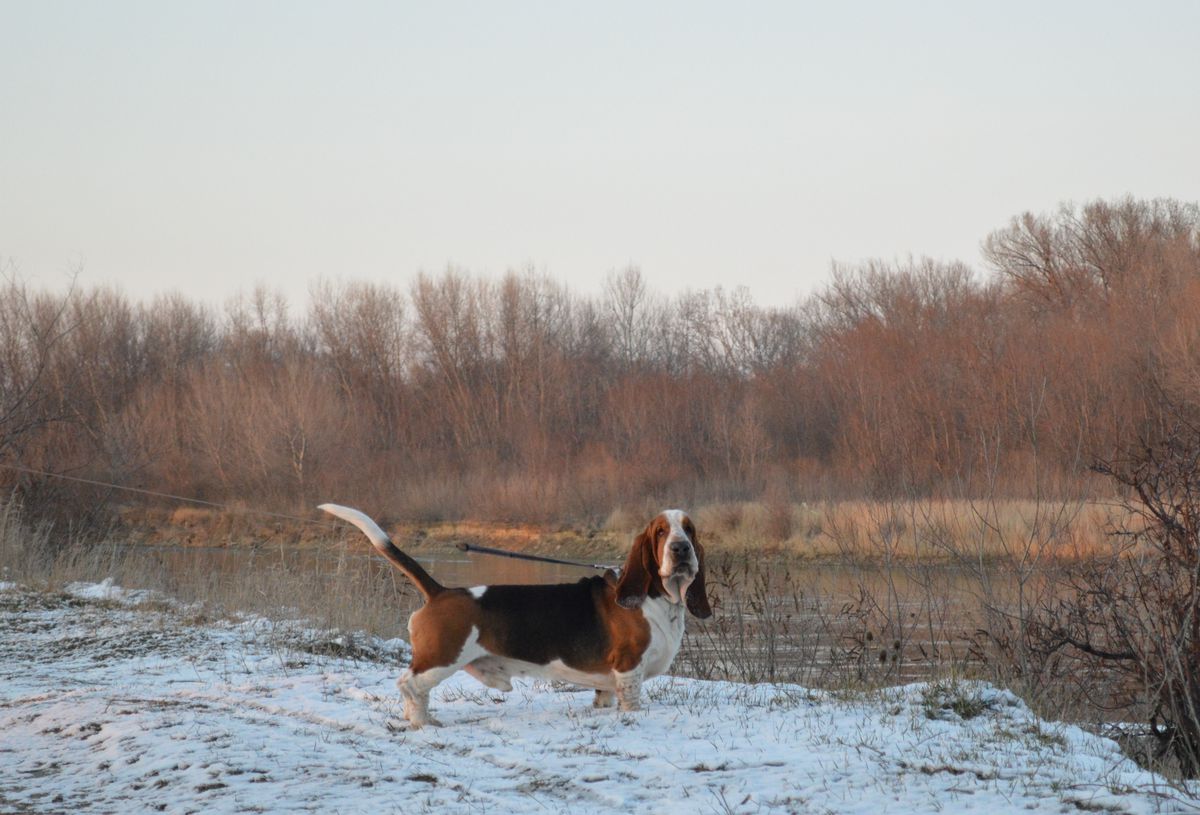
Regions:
[[0, 581, 1193, 814]]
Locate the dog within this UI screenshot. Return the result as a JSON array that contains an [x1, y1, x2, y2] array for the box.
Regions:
[[319, 504, 711, 727]]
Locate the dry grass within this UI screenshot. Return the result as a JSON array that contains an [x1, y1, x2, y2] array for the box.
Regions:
[[103, 496, 1129, 564], [689, 498, 1129, 560]]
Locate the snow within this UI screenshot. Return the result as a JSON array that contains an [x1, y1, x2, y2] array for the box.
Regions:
[[64, 576, 159, 605], [0, 582, 1193, 814]]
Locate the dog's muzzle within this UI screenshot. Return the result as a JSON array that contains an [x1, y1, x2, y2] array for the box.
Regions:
[[660, 538, 698, 603], [663, 539, 697, 574]]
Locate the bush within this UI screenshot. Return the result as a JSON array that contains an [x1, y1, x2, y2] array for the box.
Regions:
[[1031, 421, 1200, 776]]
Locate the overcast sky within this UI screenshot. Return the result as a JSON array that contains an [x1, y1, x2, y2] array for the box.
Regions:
[[2, 1, 1198, 309]]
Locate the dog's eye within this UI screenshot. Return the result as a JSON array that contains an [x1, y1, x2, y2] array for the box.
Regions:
[[656, 528, 665, 539]]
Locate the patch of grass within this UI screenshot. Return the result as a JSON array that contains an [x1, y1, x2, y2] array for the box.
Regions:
[[272, 629, 394, 662], [1023, 722, 1068, 750], [921, 679, 995, 721], [1063, 796, 1125, 813]]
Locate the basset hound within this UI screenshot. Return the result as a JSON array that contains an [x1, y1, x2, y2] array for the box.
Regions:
[[319, 504, 711, 728]]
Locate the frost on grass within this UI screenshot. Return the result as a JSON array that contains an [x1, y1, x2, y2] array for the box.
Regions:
[[0, 582, 1194, 814]]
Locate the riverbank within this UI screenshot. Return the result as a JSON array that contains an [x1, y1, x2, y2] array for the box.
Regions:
[[1, 579, 1189, 814]]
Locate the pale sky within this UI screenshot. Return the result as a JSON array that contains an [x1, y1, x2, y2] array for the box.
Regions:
[[2, 1, 1198, 308]]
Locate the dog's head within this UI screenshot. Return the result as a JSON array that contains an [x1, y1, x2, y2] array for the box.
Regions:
[[616, 510, 712, 618]]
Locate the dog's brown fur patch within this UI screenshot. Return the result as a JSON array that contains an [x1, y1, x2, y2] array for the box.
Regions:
[[407, 591, 480, 674]]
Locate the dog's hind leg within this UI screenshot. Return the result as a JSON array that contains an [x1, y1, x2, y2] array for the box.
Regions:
[[464, 657, 514, 692], [399, 623, 487, 728], [398, 665, 459, 728]]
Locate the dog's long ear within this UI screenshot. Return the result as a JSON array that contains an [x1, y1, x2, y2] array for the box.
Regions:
[[685, 534, 713, 619], [616, 528, 654, 609]]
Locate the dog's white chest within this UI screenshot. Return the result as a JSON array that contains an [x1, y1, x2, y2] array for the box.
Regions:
[[639, 596, 686, 678]]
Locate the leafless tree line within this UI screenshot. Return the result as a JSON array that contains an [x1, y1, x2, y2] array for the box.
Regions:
[[3, 196, 1199, 525]]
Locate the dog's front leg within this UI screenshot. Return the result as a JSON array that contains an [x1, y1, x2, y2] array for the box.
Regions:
[[613, 668, 643, 711]]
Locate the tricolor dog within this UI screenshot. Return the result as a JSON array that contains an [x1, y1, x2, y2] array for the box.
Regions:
[[319, 504, 711, 727]]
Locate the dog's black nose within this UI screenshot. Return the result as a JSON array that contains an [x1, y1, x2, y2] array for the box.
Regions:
[[669, 540, 690, 556]]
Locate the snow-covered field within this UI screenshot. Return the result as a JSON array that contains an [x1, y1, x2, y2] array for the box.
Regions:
[[0, 580, 1192, 814]]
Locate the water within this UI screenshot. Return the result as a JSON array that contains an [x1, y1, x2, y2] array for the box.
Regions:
[[112, 539, 1008, 686]]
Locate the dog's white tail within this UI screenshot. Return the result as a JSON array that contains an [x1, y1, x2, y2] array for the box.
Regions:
[[319, 503, 444, 601]]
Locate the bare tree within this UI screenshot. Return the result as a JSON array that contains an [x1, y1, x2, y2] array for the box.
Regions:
[[1032, 421, 1200, 775], [0, 269, 78, 466], [605, 265, 653, 367]]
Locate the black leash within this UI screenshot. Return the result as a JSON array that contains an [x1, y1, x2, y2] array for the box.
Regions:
[[455, 541, 616, 571]]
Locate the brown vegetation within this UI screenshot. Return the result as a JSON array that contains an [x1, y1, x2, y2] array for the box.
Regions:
[[2, 196, 1199, 537]]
